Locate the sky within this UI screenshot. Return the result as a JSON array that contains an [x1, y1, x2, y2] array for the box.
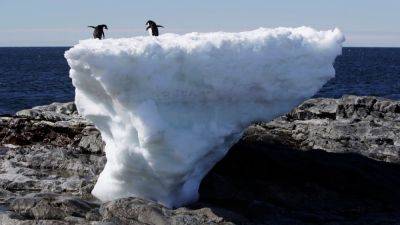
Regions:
[[0, 0, 399, 47]]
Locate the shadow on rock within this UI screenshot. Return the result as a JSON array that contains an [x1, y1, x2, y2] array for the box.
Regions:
[[199, 140, 400, 224]]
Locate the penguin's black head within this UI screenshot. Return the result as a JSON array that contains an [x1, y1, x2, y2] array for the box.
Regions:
[[146, 20, 155, 26], [101, 24, 108, 30]]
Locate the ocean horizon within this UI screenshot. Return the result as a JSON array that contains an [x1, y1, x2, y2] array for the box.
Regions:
[[1, 47, 399, 115]]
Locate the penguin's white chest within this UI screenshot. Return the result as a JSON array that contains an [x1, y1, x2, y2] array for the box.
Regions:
[[148, 29, 153, 36]]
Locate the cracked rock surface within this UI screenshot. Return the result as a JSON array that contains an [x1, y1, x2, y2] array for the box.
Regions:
[[1, 96, 400, 224], [246, 95, 400, 163]]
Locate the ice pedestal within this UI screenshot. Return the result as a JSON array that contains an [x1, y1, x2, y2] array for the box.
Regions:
[[65, 27, 344, 208]]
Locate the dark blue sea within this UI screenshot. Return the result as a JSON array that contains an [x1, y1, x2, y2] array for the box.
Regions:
[[0, 47, 399, 115]]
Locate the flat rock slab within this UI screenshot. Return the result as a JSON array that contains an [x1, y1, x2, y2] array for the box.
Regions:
[[246, 95, 400, 163], [0, 102, 103, 153]]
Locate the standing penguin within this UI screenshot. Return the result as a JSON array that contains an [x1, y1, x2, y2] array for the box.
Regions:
[[146, 20, 164, 36], [88, 24, 108, 39]]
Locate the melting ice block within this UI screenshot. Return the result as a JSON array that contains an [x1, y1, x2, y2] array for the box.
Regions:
[[65, 27, 344, 208]]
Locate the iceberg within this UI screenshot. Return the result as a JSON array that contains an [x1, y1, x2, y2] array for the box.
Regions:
[[65, 27, 344, 208]]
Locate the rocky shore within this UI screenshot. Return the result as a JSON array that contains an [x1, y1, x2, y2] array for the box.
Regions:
[[1, 95, 400, 225]]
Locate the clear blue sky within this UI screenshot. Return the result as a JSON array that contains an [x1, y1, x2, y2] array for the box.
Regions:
[[0, 0, 399, 47]]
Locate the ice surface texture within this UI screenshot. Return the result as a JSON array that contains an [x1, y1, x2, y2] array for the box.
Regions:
[[65, 27, 344, 208]]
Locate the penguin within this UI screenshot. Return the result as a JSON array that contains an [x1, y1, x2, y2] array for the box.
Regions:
[[88, 24, 108, 39], [146, 20, 164, 36]]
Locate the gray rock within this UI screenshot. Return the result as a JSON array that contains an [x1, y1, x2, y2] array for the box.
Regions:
[[0, 144, 105, 198], [2, 194, 234, 225], [1, 102, 103, 151], [6, 193, 98, 220], [85, 208, 102, 221], [199, 95, 400, 224], [16, 102, 79, 122], [245, 95, 400, 163], [2, 97, 400, 225], [100, 197, 232, 225], [0, 211, 86, 225], [78, 127, 104, 154]]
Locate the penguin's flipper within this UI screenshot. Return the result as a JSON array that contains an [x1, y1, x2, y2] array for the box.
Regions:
[[157, 25, 164, 28], [146, 26, 151, 30], [88, 26, 96, 29], [102, 32, 105, 39]]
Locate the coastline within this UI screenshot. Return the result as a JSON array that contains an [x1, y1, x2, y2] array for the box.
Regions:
[[1, 95, 400, 224]]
